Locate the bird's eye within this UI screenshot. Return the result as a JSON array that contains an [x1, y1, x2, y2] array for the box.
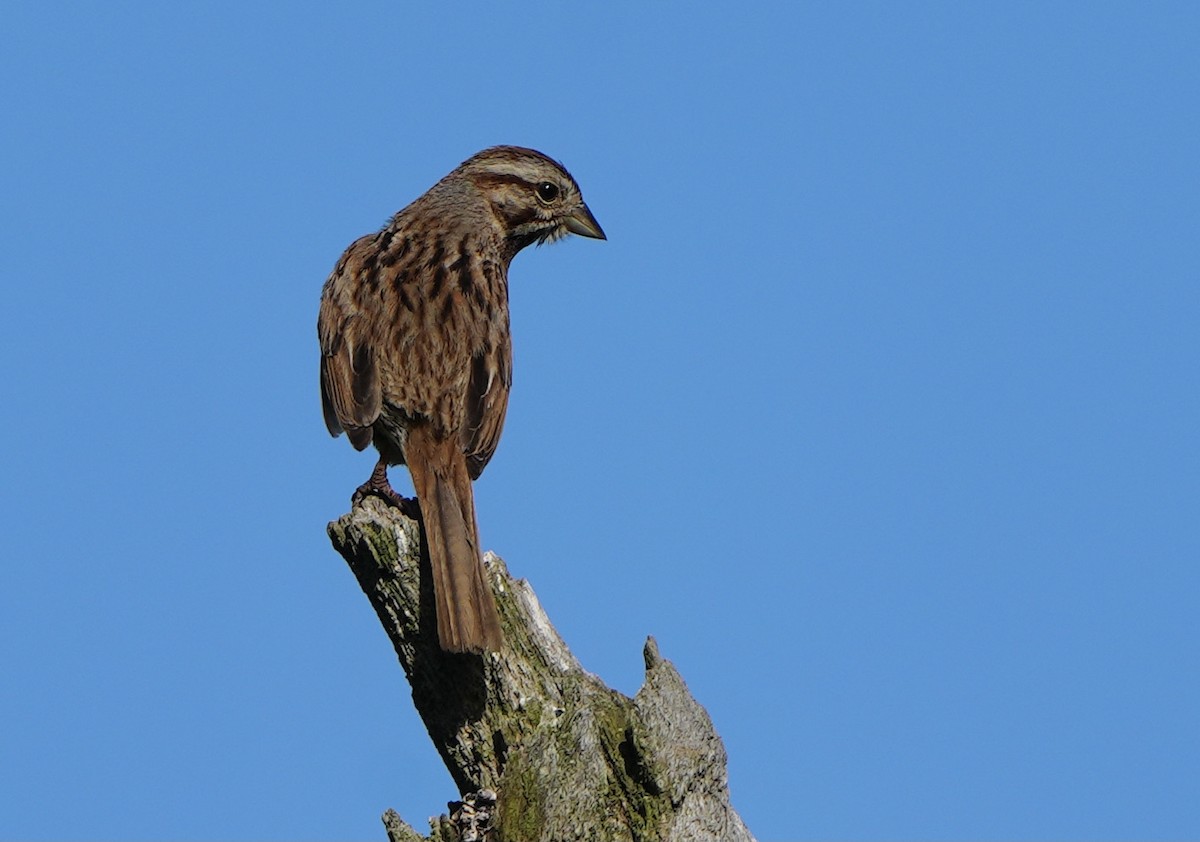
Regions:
[[536, 182, 560, 203]]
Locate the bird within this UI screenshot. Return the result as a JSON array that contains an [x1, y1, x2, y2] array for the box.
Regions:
[[318, 146, 605, 653]]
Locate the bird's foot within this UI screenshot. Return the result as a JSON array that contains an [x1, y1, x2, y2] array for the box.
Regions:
[[352, 479, 421, 520], [352, 458, 422, 519]]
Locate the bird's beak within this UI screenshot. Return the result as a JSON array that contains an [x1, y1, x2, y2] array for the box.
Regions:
[[565, 203, 606, 240]]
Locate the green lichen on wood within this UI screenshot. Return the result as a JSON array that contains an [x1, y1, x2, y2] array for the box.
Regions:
[[593, 693, 672, 841], [495, 748, 547, 841]]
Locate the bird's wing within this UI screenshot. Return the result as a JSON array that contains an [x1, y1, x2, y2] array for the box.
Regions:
[[458, 255, 512, 480], [461, 329, 512, 480], [318, 239, 382, 450]]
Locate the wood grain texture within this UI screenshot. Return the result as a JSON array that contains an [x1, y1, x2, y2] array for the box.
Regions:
[[328, 498, 757, 842]]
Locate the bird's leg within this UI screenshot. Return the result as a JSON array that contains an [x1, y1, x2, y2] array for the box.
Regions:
[[352, 457, 421, 519]]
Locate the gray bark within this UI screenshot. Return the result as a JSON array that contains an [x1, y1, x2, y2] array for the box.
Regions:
[[328, 497, 756, 842]]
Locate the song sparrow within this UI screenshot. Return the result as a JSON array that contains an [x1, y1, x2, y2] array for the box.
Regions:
[[318, 146, 605, 653]]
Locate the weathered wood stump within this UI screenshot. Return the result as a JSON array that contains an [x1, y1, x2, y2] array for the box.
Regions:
[[328, 497, 755, 842]]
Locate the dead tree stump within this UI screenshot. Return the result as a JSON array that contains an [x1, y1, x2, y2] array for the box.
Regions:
[[328, 496, 756, 842]]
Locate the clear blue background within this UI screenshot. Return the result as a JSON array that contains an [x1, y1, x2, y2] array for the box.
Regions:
[[2, 3, 1197, 840]]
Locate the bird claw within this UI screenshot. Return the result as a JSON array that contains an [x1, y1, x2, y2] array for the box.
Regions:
[[352, 482, 421, 520]]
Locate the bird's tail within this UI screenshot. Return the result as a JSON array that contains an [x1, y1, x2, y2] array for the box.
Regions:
[[404, 426, 504, 653]]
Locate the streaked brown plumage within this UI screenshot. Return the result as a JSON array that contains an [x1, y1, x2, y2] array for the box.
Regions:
[[318, 146, 605, 653]]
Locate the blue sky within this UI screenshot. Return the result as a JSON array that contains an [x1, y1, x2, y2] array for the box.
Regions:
[[2, 2, 1197, 840]]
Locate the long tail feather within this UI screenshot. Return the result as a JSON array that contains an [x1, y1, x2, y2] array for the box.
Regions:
[[405, 427, 504, 653]]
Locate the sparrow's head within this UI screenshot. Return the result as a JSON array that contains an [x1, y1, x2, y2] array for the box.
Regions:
[[457, 146, 606, 253]]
